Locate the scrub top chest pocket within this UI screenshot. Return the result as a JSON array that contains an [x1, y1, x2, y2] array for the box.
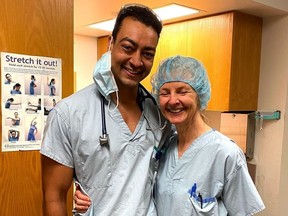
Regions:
[[187, 183, 222, 215]]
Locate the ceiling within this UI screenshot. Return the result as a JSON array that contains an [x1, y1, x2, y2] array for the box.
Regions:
[[74, 0, 288, 37]]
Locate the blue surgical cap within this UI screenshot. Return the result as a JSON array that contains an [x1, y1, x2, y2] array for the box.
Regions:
[[151, 55, 211, 110]]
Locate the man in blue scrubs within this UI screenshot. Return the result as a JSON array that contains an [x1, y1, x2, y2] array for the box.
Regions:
[[41, 4, 171, 216]]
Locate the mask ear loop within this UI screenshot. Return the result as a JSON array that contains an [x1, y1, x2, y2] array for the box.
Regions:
[[106, 36, 119, 112], [139, 85, 167, 130], [143, 103, 167, 131], [108, 36, 113, 51], [107, 91, 119, 112]]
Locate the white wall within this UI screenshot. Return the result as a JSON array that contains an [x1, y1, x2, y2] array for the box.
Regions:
[[255, 0, 288, 11], [253, 14, 288, 216], [74, 34, 98, 91]]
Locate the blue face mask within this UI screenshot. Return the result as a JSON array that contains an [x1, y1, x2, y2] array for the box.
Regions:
[[93, 51, 118, 99]]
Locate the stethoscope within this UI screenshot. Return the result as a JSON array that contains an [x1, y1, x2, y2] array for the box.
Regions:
[[99, 94, 109, 146], [99, 84, 167, 146]]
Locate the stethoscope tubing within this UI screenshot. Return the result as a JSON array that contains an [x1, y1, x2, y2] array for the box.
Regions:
[[101, 95, 107, 135], [99, 85, 166, 146]]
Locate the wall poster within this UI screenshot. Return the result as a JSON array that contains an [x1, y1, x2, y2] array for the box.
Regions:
[[1, 52, 62, 152]]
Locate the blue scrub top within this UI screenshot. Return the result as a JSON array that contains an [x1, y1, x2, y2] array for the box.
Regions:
[[155, 129, 265, 216], [41, 84, 171, 216]]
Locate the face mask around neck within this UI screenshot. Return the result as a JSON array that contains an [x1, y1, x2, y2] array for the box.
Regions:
[[93, 51, 118, 100]]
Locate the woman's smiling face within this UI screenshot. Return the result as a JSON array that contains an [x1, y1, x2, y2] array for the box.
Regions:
[[158, 81, 200, 126]]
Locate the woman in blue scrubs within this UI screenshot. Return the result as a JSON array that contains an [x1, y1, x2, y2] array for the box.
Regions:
[[6, 112, 21, 126], [27, 117, 38, 141], [10, 83, 22, 94], [47, 78, 56, 96], [30, 75, 37, 95], [151, 55, 265, 215]]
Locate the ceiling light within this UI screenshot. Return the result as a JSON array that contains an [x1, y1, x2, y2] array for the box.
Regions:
[[154, 4, 199, 21], [88, 4, 199, 32], [89, 19, 116, 32]]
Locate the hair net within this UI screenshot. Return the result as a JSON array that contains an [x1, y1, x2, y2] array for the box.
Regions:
[[151, 55, 211, 110]]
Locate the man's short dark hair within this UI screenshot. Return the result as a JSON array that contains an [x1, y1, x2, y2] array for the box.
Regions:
[[112, 4, 162, 41]]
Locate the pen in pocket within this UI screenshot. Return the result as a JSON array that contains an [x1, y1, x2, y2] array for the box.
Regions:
[[188, 183, 216, 209], [198, 193, 203, 209], [189, 183, 197, 197]]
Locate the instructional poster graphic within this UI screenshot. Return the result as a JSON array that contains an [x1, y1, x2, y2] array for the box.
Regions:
[[1, 52, 62, 152]]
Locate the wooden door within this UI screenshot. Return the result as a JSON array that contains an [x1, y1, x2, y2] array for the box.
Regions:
[[0, 0, 74, 215]]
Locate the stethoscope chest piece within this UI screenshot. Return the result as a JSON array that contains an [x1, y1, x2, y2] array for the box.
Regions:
[[99, 133, 109, 146]]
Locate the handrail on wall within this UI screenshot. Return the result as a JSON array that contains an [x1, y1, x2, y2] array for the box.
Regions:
[[255, 110, 281, 130], [255, 110, 281, 120]]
